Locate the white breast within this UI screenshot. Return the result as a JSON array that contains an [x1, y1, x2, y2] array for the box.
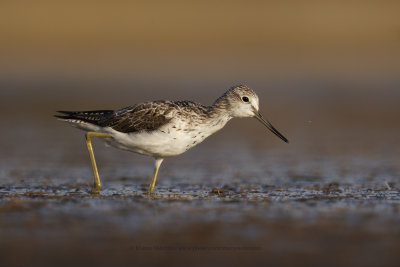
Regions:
[[105, 115, 231, 158]]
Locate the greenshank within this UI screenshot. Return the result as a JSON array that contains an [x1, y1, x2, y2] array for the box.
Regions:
[[56, 85, 288, 194]]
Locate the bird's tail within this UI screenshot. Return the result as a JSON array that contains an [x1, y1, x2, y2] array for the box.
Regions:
[[55, 110, 114, 123], [55, 110, 116, 133]]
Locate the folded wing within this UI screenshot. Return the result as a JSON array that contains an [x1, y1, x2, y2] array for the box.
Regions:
[[56, 101, 173, 133]]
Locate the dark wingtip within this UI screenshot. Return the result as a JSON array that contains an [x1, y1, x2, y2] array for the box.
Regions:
[[54, 115, 69, 120], [55, 110, 75, 119]]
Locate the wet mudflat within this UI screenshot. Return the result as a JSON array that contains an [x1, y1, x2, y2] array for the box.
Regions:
[[1, 139, 400, 266]]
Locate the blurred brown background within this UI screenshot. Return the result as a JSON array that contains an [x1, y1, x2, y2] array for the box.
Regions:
[[1, 1, 400, 266], [1, 0, 399, 157], [0, 0, 398, 161], [0, 0, 399, 163], [1, 0, 399, 76]]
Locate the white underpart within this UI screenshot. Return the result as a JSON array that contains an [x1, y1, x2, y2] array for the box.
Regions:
[[62, 115, 232, 158], [107, 115, 231, 158]]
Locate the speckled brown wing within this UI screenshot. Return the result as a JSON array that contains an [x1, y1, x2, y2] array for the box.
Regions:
[[105, 101, 174, 133], [56, 101, 175, 133]]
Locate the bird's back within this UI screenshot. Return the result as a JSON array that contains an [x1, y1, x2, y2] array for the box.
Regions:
[[56, 100, 212, 134]]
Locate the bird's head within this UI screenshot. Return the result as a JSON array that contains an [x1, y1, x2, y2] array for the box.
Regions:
[[214, 85, 289, 143]]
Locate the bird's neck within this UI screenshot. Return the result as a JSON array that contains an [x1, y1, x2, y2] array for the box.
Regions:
[[209, 95, 231, 118], [200, 97, 232, 134]]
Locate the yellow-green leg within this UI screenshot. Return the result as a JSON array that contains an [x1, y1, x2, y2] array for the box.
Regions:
[[148, 158, 164, 195], [85, 132, 111, 194]]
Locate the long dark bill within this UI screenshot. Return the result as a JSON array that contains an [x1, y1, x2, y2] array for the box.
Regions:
[[254, 112, 289, 143]]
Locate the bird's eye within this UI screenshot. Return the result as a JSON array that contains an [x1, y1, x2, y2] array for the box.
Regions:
[[242, 96, 249, 102]]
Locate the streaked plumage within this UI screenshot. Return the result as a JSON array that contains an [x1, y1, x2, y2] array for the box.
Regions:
[[56, 85, 288, 194]]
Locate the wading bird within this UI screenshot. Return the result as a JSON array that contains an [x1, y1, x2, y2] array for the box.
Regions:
[[56, 85, 288, 194]]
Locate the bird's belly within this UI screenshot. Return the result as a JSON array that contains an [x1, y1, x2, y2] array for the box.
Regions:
[[106, 127, 209, 158]]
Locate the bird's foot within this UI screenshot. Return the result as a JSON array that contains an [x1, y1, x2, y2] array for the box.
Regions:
[[90, 184, 101, 195]]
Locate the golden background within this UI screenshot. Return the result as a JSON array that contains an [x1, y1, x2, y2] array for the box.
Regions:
[[1, 1, 400, 266]]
